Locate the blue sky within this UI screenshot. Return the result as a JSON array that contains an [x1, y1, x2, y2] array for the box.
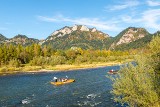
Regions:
[[0, 0, 160, 39]]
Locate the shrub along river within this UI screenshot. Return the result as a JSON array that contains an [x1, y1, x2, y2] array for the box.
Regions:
[[0, 65, 123, 107]]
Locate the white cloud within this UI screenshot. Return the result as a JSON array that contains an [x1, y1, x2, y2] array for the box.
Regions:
[[142, 9, 160, 29], [147, 0, 160, 6], [38, 8, 160, 35], [120, 9, 160, 30], [38, 15, 120, 31], [110, 4, 128, 11], [106, 0, 140, 11], [38, 16, 60, 22], [121, 15, 141, 23]]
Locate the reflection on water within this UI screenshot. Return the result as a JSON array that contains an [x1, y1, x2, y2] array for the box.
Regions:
[[0, 65, 122, 107]]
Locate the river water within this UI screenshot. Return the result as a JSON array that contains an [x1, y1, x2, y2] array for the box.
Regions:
[[0, 65, 121, 107]]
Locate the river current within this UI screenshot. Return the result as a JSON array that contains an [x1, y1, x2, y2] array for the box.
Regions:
[[0, 65, 121, 107]]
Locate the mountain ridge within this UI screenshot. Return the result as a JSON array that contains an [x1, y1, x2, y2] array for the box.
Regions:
[[0, 25, 158, 50], [0, 34, 39, 45], [43, 25, 110, 49], [46, 25, 109, 41]]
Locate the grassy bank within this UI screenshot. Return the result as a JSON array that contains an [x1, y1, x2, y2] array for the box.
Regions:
[[0, 59, 133, 76]]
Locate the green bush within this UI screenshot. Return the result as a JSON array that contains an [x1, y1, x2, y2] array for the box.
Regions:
[[110, 36, 160, 107], [0, 67, 8, 72], [75, 56, 88, 64], [8, 59, 21, 67], [30, 57, 45, 66], [50, 56, 66, 66], [111, 61, 158, 107]]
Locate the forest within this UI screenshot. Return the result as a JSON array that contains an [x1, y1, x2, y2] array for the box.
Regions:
[[0, 43, 135, 74]]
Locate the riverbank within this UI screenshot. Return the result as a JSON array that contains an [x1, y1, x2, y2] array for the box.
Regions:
[[27, 61, 122, 72], [0, 59, 133, 76]]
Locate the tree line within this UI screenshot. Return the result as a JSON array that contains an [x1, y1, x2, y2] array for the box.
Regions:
[[0, 43, 133, 68]]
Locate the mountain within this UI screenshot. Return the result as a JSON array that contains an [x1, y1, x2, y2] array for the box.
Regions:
[[110, 27, 152, 50], [42, 25, 110, 49], [0, 34, 39, 45], [9, 34, 39, 45], [0, 25, 159, 50], [0, 34, 7, 41]]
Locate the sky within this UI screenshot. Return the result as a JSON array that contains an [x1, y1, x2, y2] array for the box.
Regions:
[[0, 0, 160, 39]]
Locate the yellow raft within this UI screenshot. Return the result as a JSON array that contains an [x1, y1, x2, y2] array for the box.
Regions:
[[50, 79, 75, 86]]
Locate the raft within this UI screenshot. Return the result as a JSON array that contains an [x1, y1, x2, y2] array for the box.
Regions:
[[50, 79, 75, 86], [107, 71, 118, 74], [107, 70, 118, 74]]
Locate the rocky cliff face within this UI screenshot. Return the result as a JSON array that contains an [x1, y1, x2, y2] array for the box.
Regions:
[[110, 27, 150, 49], [116, 28, 146, 45], [80, 25, 90, 31], [46, 25, 109, 41], [43, 25, 110, 49]]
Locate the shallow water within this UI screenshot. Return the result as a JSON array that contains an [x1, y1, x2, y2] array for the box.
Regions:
[[0, 65, 121, 107]]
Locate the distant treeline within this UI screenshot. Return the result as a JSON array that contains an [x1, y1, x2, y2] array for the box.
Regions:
[[0, 43, 136, 67]]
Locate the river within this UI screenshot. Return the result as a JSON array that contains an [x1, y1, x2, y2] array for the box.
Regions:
[[0, 65, 122, 107]]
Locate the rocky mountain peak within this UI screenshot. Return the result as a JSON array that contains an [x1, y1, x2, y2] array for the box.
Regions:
[[52, 30, 59, 35], [116, 27, 148, 46], [48, 25, 108, 41], [91, 28, 97, 32], [50, 26, 72, 38], [44, 25, 111, 49], [59, 27, 72, 36], [80, 25, 89, 31], [72, 25, 78, 31]]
